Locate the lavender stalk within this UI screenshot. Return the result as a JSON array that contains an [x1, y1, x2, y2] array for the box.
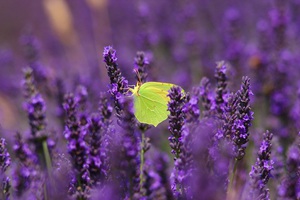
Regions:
[[22, 67, 53, 171], [167, 86, 189, 198], [63, 93, 90, 199], [0, 138, 11, 200], [248, 130, 273, 200]]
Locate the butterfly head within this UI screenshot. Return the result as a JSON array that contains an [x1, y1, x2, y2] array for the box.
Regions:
[[128, 81, 142, 96]]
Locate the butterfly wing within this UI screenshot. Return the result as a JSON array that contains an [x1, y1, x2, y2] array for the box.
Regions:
[[134, 82, 175, 127], [140, 82, 176, 96], [134, 94, 168, 127]]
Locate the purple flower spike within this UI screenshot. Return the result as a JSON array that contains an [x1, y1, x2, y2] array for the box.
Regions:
[[87, 114, 104, 186], [95, 93, 114, 183], [134, 51, 150, 83], [103, 46, 128, 92], [103, 46, 129, 118], [214, 61, 228, 113], [117, 97, 141, 199], [0, 138, 11, 200], [216, 76, 253, 160], [87, 94, 113, 187], [168, 86, 186, 159], [22, 67, 54, 169], [0, 138, 10, 172], [248, 130, 273, 200], [26, 93, 46, 138], [101, 52, 140, 197], [278, 134, 300, 199], [233, 76, 253, 160], [199, 77, 213, 117], [63, 93, 90, 199], [168, 86, 192, 198], [12, 132, 37, 197], [183, 86, 200, 123]]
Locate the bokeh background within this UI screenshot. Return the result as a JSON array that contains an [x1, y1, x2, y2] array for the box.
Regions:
[[1, 0, 298, 132], [0, 0, 299, 198]]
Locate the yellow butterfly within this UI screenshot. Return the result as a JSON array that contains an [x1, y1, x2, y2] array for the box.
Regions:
[[129, 81, 184, 127]]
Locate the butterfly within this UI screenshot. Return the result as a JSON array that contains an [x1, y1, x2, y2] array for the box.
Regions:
[[129, 81, 184, 127]]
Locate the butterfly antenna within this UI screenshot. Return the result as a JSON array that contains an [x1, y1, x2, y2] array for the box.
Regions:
[[122, 84, 135, 95], [134, 68, 142, 84]]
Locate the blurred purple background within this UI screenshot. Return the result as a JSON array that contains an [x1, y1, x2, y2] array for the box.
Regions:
[[1, 0, 300, 199], [1, 0, 299, 143]]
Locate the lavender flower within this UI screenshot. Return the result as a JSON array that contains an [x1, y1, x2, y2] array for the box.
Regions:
[[167, 86, 190, 198], [26, 93, 46, 138], [22, 67, 54, 169], [103, 46, 144, 198], [1, 177, 10, 200], [12, 132, 37, 197], [98, 93, 113, 124], [199, 77, 213, 117], [168, 86, 186, 160], [214, 61, 228, 114], [270, 136, 285, 181], [248, 130, 273, 200], [0, 138, 10, 173], [103, 46, 128, 93], [117, 97, 141, 199], [134, 51, 150, 83], [183, 86, 200, 123], [12, 165, 31, 198], [13, 132, 36, 169], [219, 92, 239, 140], [87, 114, 104, 186], [87, 98, 113, 187], [232, 76, 254, 160], [89, 92, 114, 183], [0, 138, 10, 200], [75, 85, 89, 112], [11, 132, 45, 199], [63, 93, 90, 199], [278, 134, 300, 199], [103, 46, 129, 118]]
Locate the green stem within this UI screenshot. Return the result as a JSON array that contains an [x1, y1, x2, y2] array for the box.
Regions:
[[42, 140, 52, 173], [227, 159, 238, 200], [139, 131, 145, 191], [42, 140, 52, 200]]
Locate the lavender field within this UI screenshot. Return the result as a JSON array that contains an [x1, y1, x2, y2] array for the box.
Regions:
[[0, 0, 299, 199]]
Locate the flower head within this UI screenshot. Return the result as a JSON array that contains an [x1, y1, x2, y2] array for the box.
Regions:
[[248, 130, 273, 200], [134, 51, 150, 83], [0, 138, 11, 200], [63, 93, 90, 198]]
